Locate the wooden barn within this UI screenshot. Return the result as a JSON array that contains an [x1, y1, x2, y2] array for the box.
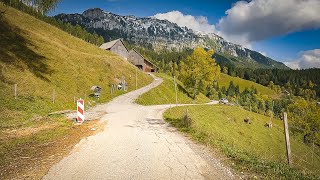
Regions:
[[128, 49, 159, 72], [100, 39, 129, 60]]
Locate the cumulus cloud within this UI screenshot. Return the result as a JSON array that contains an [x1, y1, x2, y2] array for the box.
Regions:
[[284, 49, 320, 69], [153, 11, 216, 33], [217, 0, 320, 46]]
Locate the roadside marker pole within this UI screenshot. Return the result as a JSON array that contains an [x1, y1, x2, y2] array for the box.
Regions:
[[77, 98, 85, 123], [174, 76, 178, 106], [135, 68, 138, 90], [283, 112, 292, 165]]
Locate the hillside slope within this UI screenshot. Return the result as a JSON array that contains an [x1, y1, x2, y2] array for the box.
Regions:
[[0, 4, 153, 178], [0, 4, 152, 126], [217, 73, 277, 96], [136, 73, 210, 105]]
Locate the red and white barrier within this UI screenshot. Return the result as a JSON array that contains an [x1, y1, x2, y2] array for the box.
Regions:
[[77, 98, 84, 123]]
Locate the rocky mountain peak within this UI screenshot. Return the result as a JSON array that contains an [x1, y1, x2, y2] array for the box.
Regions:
[[54, 8, 289, 69], [83, 8, 105, 19]]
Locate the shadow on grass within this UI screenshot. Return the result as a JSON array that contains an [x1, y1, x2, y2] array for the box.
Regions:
[[0, 16, 53, 82]]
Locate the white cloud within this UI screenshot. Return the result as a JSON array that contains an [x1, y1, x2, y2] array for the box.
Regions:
[[284, 49, 320, 69], [217, 0, 320, 46], [153, 11, 216, 34]]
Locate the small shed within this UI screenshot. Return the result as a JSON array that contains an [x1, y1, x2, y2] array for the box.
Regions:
[[100, 39, 129, 60], [128, 49, 159, 72]]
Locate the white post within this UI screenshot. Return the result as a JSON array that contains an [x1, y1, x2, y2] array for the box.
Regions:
[[77, 98, 85, 123], [283, 112, 292, 165], [14, 84, 17, 99], [174, 76, 178, 106]]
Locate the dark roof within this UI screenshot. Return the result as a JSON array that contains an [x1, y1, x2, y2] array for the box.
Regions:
[[130, 48, 159, 69], [100, 39, 129, 52]]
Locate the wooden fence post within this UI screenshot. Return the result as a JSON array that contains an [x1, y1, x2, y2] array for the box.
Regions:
[[52, 89, 55, 103], [174, 76, 178, 106], [14, 84, 17, 99], [111, 84, 114, 97], [283, 112, 292, 165], [135, 69, 138, 90]]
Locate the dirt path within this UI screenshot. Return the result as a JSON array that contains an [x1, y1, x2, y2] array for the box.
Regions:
[[43, 75, 234, 180]]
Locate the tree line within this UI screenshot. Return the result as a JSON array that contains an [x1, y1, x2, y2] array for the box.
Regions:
[[1, 0, 104, 46], [220, 65, 320, 100]]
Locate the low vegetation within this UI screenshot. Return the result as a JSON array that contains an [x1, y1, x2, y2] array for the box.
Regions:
[[164, 105, 320, 179], [136, 73, 210, 105]]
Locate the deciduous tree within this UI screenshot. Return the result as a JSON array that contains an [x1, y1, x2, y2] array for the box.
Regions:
[[180, 48, 220, 99]]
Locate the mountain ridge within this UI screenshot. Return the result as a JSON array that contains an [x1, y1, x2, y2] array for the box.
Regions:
[[54, 8, 289, 69]]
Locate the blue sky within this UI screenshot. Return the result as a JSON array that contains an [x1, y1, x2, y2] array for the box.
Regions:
[[50, 0, 320, 69]]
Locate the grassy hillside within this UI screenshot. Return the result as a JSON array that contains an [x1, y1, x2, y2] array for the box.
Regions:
[[164, 105, 320, 179], [136, 73, 210, 105], [0, 4, 153, 177], [218, 73, 277, 96], [0, 4, 152, 127]]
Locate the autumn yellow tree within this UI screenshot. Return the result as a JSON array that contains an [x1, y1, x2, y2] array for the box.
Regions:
[[180, 48, 220, 99]]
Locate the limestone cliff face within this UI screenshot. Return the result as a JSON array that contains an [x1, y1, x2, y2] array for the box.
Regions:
[[55, 8, 288, 69]]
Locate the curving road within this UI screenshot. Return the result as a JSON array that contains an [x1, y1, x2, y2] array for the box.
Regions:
[[43, 75, 234, 180]]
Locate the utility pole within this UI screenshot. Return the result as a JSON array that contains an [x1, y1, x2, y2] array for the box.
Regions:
[[283, 112, 292, 165], [135, 68, 138, 90], [174, 76, 178, 106]]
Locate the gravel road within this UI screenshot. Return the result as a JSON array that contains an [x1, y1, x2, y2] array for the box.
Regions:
[[43, 75, 235, 180]]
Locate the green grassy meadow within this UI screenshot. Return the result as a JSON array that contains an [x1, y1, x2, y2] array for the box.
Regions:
[[136, 73, 210, 105], [164, 105, 320, 179], [218, 73, 277, 96]]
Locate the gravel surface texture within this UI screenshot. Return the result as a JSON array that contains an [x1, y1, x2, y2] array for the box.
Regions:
[[43, 75, 235, 180]]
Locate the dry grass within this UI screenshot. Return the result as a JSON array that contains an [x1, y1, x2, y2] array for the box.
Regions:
[[0, 4, 152, 129]]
